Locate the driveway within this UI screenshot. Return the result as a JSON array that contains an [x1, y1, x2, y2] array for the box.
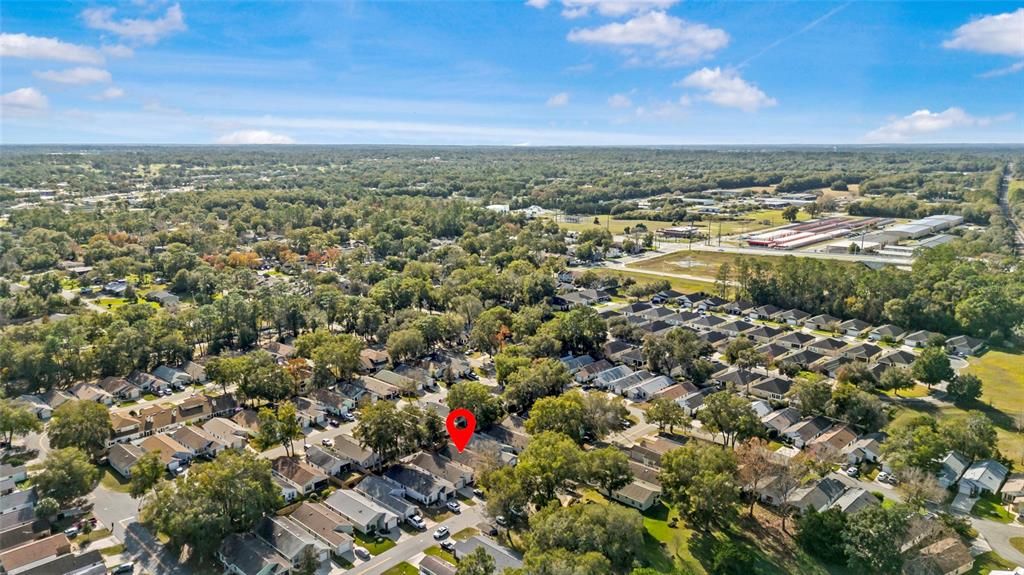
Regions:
[[342, 505, 485, 575], [90, 483, 139, 542]]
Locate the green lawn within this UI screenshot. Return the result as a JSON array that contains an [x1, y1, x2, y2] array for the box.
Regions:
[[380, 563, 418, 575], [1011, 537, 1024, 554], [99, 543, 125, 555], [98, 465, 132, 493], [967, 551, 1018, 575], [878, 384, 931, 399], [972, 494, 1014, 524], [627, 249, 782, 282], [557, 215, 679, 235], [967, 349, 1024, 414], [424, 545, 457, 565], [453, 527, 479, 541], [591, 269, 716, 295], [886, 401, 1024, 466], [353, 531, 396, 555]]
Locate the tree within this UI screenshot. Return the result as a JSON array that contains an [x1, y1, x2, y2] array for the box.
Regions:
[[515, 432, 583, 504], [939, 411, 997, 461], [912, 346, 953, 387], [309, 334, 363, 384], [34, 447, 98, 506], [843, 505, 909, 575], [353, 400, 405, 467], [387, 328, 425, 364], [735, 438, 775, 516], [47, 400, 111, 460], [526, 392, 588, 444], [659, 443, 739, 529], [276, 401, 303, 457], [723, 337, 756, 365], [645, 398, 689, 433], [790, 376, 831, 417], [479, 466, 530, 529], [553, 307, 606, 356], [140, 451, 281, 558], [882, 415, 947, 472], [828, 383, 888, 433], [796, 508, 848, 564], [130, 450, 166, 499], [946, 373, 982, 404], [293, 548, 320, 575], [447, 381, 504, 429], [697, 391, 761, 447], [522, 548, 612, 575], [584, 447, 633, 495], [456, 546, 496, 575], [895, 467, 944, 509], [470, 306, 513, 355], [504, 359, 571, 413], [35, 497, 60, 520], [0, 399, 42, 445], [255, 406, 282, 451], [782, 205, 800, 223], [642, 328, 710, 375], [836, 362, 878, 391], [879, 367, 915, 397], [710, 540, 756, 575], [527, 501, 644, 572], [579, 392, 628, 439]]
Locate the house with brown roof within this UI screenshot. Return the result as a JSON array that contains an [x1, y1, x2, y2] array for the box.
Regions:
[[0, 533, 70, 575], [68, 383, 113, 406], [806, 425, 857, 459], [907, 537, 974, 575], [629, 436, 686, 468], [108, 443, 146, 478], [98, 376, 141, 401], [171, 426, 226, 458], [140, 434, 192, 471], [108, 413, 143, 445], [272, 456, 328, 495], [201, 417, 250, 449], [286, 501, 354, 556]]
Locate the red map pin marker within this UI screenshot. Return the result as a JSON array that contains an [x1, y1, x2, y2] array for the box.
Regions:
[[446, 408, 476, 453]]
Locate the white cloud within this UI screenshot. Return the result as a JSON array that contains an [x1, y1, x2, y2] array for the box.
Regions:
[[1, 87, 49, 116], [546, 92, 570, 107], [678, 67, 776, 112], [34, 67, 112, 85], [0, 33, 104, 64], [979, 60, 1024, 78], [525, 0, 550, 8], [943, 8, 1024, 56], [559, 0, 678, 19], [93, 86, 126, 101], [216, 130, 296, 145], [102, 44, 135, 58], [864, 107, 1008, 142], [82, 3, 187, 45], [568, 11, 728, 65], [607, 93, 633, 108]]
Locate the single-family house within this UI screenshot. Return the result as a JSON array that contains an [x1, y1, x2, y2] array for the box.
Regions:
[[749, 377, 792, 401], [331, 435, 380, 470], [869, 324, 906, 342], [575, 359, 614, 383], [419, 556, 457, 575], [153, 365, 192, 388], [1001, 474, 1024, 504], [749, 304, 783, 321], [1, 489, 35, 516], [910, 537, 974, 575], [762, 407, 803, 436], [808, 337, 846, 356], [625, 375, 674, 401], [12, 396, 51, 420], [783, 416, 833, 448], [254, 516, 329, 570], [408, 452, 475, 489], [841, 342, 883, 362], [877, 349, 917, 368], [777, 309, 811, 326], [183, 361, 208, 384], [838, 318, 872, 337], [720, 320, 756, 336], [171, 426, 225, 458], [843, 437, 883, 465], [0, 533, 71, 575], [629, 436, 686, 468], [746, 325, 784, 344], [689, 315, 726, 331], [108, 443, 146, 478], [831, 487, 879, 515], [108, 413, 142, 445], [359, 348, 390, 372], [959, 459, 1008, 496], [354, 476, 419, 522], [140, 434, 192, 470], [609, 481, 661, 511], [145, 290, 180, 309], [286, 502, 354, 557], [324, 490, 398, 534], [68, 383, 113, 406], [904, 330, 943, 349], [308, 388, 354, 417], [273, 457, 329, 495], [786, 476, 847, 513], [97, 376, 141, 402], [383, 464, 455, 505], [946, 335, 985, 357], [201, 417, 250, 449], [304, 445, 348, 477], [218, 532, 290, 575], [806, 314, 840, 332], [263, 341, 298, 362], [937, 451, 972, 489]]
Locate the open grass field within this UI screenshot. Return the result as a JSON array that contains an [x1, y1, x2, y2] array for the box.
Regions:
[[555, 209, 808, 237], [967, 349, 1024, 415], [627, 249, 782, 281], [592, 269, 716, 294], [557, 215, 679, 235]]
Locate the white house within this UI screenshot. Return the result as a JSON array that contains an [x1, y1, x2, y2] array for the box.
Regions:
[[959, 460, 1008, 496]]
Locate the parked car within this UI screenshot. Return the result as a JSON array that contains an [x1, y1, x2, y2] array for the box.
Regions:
[[354, 547, 370, 560], [111, 563, 134, 574], [321, 438, 334, 447], [340, 412, 355, 422], [63, 527, 79, 538], [446, 500, 461, 513], [495, 515, 508, 527], [328, 419, 340, 428], [440, 540, 455, 552], [409, 515, 426, 530], [844, 466, 859, 478], [876, 471, 890, 483], [433, 526, 449, 539], [472, 488, 485, 498]]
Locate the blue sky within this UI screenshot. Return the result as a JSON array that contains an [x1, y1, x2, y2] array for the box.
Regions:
[[1, 1, 1022, 145]]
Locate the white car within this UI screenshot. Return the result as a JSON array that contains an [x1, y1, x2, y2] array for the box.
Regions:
[[408, 514, 426, 529], [321, 438, 334, 447], [446, 500, 461, 513], [433, 526, 449, 540]]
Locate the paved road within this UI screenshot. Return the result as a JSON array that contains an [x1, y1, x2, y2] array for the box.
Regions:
[[344, 505, 485, 575], [971, 517, 1024, 566]]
